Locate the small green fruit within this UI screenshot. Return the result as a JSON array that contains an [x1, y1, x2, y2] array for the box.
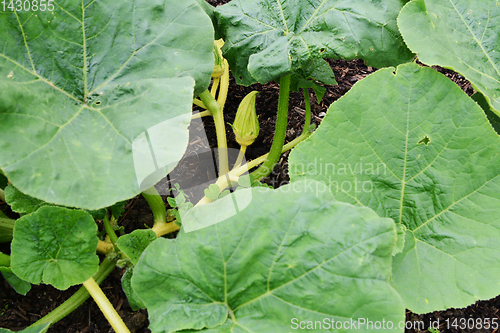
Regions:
[[232, 91, 260, 146]]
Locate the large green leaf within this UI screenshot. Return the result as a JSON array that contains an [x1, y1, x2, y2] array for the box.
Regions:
[[398, 0, 500, 115], [4, 185, 48, 215], [4, 184, 114, 219], [132, 180, 404, 332], [11, 206, 99, 290], [0, 0, 214, 209], [289, 62, 500, 313], [215, 0, 413, 85]]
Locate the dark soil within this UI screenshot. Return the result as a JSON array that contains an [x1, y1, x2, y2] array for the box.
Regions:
[[1, 1, 499, 332]]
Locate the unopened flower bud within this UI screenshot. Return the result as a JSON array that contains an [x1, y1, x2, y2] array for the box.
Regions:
[[232, 91, 260, 146], [211, 39, 225, 78]]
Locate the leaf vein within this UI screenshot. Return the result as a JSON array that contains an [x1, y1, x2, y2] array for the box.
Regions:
[[413, 173, 500, 232]]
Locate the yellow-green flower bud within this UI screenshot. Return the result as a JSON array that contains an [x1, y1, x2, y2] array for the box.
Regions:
[[211, 39, 225, 78], [232, 91, 260, 146]]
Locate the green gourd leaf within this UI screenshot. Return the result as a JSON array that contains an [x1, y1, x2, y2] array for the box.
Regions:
[[290, 58, 338, 103], [289, 62, 500, 313], [122, 267, 146, 311], [4, 184, 115, 219], [4, 185, 47, 215], [132, 180, 404, 332], [11, 206, 99, 290], [398, 0, 500, 115], [116, 229, 157, 266], [0, 0, 214, 210], [215, 0, 413, 85]]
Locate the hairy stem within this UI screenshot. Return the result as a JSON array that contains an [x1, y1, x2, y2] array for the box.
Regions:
[[142, 187, 167, 226], [191, 110, 211, 119], [83, 277, 130, 333], [31, 256, 117, 327], [302, 88, 311, 135], [217, 59, 230, 110], [103, 215, 118, 245], [251, 74, 291, 180], [233, 145, 247, 170], [199, 90, 229, 175], [210, 77, 220, 97]]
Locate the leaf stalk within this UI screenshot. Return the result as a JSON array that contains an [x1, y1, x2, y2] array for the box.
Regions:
[[199, 90, 229, 175], [302, 88, 311, 135], [251, 74, 291, 180], [141, 187, 167, 226], [82, 277, 131, 333], [151, 221, 180, 237], [195, 130, 313, 206], [30, 256, 117, 328], [0, 217, 15, 243], [103, 215, 118, 245]]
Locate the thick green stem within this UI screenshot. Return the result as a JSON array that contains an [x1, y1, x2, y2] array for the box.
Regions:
[[0, 217, 15, 243], [0, 251, 10, 267], [142, 187, 167, 226], [103, 215, 118, 245], [302, 88, 311, 135], [0, 188, 5, 203], [251, 75, 291, 180], [199, 90, 229, 176], [31, 256, 117, 327]]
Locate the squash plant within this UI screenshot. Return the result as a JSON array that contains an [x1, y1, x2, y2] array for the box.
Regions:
[[0, 0, 499, 332]]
